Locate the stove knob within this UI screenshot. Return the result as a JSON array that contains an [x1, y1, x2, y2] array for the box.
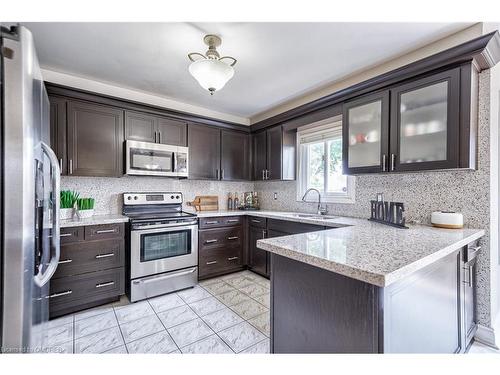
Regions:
[[134, 196, 138, 200], [127, 196, 131, 200], [176, 195, 180, 199], [171, 195, 174, 199]]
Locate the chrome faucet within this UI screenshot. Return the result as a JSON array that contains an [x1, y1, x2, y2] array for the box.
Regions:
[[301, 188, 328, 215]]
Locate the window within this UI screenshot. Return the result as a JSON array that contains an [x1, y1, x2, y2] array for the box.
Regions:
[[297, 120, 355, 204]]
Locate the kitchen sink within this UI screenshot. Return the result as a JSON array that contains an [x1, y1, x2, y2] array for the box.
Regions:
[[287, 213, 338, 220]]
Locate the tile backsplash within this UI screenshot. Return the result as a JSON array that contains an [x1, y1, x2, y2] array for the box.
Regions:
[[61, 176, 254, 215]]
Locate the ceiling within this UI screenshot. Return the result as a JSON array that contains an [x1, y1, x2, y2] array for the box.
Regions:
[[23, 22, 473, 122]]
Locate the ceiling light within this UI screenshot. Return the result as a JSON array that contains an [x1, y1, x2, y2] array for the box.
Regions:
[[188, 35, 237, 95]]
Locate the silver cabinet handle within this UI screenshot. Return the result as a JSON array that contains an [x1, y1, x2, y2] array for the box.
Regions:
[[96, 253, 115, 259], [206, 261, 217, 265], [205, 239, 218, 244], [59, 158, 63, 170], [154, 131, 157, 143], [390, 154, 395, 171], [95, 229, 117, 234], [49, 232, 72, 238], [251, 219, 261, 223], [227, 236, 239, 240], [262, 170, 265, 180], [221, 169, 225, 179], [262, 229, 267, 238], [158, 131, 161, 144], [205, 221, 219, 224], [382, 154, 386, 172], [69, 159, 73, 174], [58, 259, 72, 264], [96, 281, 115, 288], [463, 266, 473, 288], [47, 290, 72, 299], [266, 170, 270, 179], [216, 169, 220, 180], [228, 256, 239, 261], [227, 219, 239, 223]]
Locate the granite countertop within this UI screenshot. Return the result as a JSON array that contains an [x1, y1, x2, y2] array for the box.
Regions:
[[188, 209, 348, 228], [60, 214, 129, 228], [256, 218, 484, 287]]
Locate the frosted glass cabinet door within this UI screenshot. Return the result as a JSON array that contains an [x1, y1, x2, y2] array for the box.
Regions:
[[343, 91, 389, 174], [390, 68, 460, 171]]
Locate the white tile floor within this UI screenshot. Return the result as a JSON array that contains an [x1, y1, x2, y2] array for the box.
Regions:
[[44, 269, 500, 355], [44, 270, 270, 354]]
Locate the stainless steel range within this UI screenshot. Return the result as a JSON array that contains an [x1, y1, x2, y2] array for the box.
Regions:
[[122, 192, 198, 302]]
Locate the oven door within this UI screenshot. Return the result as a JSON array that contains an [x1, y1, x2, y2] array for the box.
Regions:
[[126, 140, 179, 177], [130, 224, 198, 279]]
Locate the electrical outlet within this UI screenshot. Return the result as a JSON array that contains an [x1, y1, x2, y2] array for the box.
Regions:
[[273, 192, 278, 200]]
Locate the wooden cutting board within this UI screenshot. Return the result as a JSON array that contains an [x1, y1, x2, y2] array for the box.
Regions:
[[186, 195, 219, 211]]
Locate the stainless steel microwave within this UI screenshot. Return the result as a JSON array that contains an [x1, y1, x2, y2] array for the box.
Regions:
[[125, 140, 188, 177]]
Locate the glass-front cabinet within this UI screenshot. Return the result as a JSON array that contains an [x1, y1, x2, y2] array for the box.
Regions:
[[343, 91, 389, 174], [342, 66, 462, 174], [389, 67, 460, 172]]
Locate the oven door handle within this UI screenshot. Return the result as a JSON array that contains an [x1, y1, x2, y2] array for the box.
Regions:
[[140, 267, 197, 284], [132, 222, 198, 232]]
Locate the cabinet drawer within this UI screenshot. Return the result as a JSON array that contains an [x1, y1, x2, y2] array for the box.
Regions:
[[54, 239, 125, 279], [199, 247, 242, 277], [51, 226, 84, 244], [85, 223, 124, 241], [248, 216, 266, 229], [199, 216, 242, 229], [49, 268, 125, 312], [199, 227, 242, 250]]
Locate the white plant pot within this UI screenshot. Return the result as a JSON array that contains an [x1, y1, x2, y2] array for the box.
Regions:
[[78, 209, 94, 219], [60, 208, 74, 220]]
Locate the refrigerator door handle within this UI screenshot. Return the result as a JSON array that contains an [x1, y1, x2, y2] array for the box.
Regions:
[[34, 142, 61, 287]]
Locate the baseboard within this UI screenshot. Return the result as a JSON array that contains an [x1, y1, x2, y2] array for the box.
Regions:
[[474, 324, 499, 349]]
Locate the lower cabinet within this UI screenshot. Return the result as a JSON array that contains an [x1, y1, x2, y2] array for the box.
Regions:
[[49, 223, 126, 318], [248, 217, 326, 279], [198, 217, 244, 279]]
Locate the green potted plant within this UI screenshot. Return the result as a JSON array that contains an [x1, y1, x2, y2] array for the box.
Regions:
[[76, 197, 95, 218], [60, 190, 79, 220]]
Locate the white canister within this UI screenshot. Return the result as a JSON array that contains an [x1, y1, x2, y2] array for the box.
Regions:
[[60, 208, 74, 220], [431, 211, 464, 229], [77, 209, 95, 219]]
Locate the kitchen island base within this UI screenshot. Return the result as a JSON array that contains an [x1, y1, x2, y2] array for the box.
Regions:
[[270, 250, 472, 353]]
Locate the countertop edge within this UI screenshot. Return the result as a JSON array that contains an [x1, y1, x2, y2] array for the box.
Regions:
[[60, 214, 129, 228]]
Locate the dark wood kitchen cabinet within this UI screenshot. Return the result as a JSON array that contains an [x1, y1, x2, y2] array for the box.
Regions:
[[49, 96, 68, 175], [125, 110, 187, 146], [188, 124, 221, 180], [253, 126, 296, 181], [221, 129, 251, 180], [188, 125, 251, 181], [248, 224, 268, 277], [343, 65, 476, 175], [67, 101, 124, 177], [49, 223, 126, 319], [198, 216, 245, 279]]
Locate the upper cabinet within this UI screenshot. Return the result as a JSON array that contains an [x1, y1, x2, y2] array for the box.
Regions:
[[253, 126, 296, 181], [125, 111, 187, 146], [50, 96, 125, 177], [67, 101, 124, 177], [188, 125, 251, 181], [343, 65, 475, 175]]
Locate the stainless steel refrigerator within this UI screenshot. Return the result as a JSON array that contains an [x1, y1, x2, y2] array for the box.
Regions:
[[1, 25, 61, 353]]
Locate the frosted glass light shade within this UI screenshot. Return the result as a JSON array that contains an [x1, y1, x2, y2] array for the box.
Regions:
[[189, 59, 234, 93]]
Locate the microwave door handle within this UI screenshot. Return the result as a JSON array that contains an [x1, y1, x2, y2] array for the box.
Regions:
[[34, 142, 61, 287], [173, 151, 178, 173]]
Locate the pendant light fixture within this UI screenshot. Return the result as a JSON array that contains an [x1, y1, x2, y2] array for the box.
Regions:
[[188, 35, 237, 95]]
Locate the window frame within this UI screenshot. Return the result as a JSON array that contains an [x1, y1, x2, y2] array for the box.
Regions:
[[296, 120, 355, 204]]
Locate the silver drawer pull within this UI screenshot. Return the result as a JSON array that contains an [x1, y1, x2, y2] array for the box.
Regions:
[[227, 219, 239, 223], [95, 229, 117, 234], [205, 239, 218, 244], [58, 259, 72, 264], [228, 257, 239, 261], [50, 233, 72, 238], [205, 221, 219, 225], [227, 236, 239, 240], [251, 219, 261, 223], [47, 290, 72, 299], [206, 261, 217, 265], [95, 253, 115, 259], [96, 281, 115, 288]]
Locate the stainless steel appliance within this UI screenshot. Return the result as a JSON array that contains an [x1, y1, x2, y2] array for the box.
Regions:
[[125, 140, 188, 177], [123, 193, 198, 302], [1, 26, 61, 352]]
